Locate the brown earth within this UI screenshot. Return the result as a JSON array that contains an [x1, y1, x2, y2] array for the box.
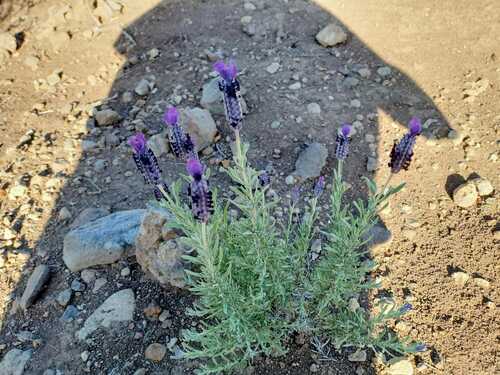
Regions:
[[0, 0, 498, 374]]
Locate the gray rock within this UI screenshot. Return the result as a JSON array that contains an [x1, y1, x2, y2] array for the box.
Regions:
[[181, 108, 217, 152], [20, 265, 50, 310], [70, 207, 110, 229], [307, 103, 321, 116], [81, 140, 98, 152], [357, 68, 371, 78], [266, 62, 280, 74], [366, 157, 379, 172], [63, 209, 146, 272], [377, 66, 392, 77], [294, 143, 328, 180], [135, 209, 188, 288], [58, 207, 72, 222], [147, 133, 169, 157], [80, 269, 97, 284], [134, 79, 151, 96], [0, 349, 32, 375], [0, 32, 17, 53], [471, 178, 494, 197], [61, 305, 79, 322], [315, 23, 347, 47], [56, 289, 72, 306], [95, 109, 121, 126], [452, 182, 478, 208], [200, 78, 248, 116], [71, 279, 86, 292], [289, 82, 301, 90], [77, 289, 135, 340]]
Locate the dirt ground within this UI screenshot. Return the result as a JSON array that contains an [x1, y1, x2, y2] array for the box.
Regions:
[[0, 0, 498, 374]]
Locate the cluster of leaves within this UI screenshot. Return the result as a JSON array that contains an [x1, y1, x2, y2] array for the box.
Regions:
[[161, 137, 420, 374]]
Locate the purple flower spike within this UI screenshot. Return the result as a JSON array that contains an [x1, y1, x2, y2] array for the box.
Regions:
[[164, 107, 179, 126], [215, 60, 243, 130], [213, 60, 238, 82], [187, 159, 213, 223], [399, 303, 412, 314], [128, 133, 169, 201], [128, 133, 146, 154], [335, 124, 351, 160], [258, 171, 270, 187], [187, 158, 203, 180], [313, 176, 325, 198], [213, 60, 226, 76], [388, 117, 421, 173]]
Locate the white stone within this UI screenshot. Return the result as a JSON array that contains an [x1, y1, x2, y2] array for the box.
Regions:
[[315, 23, 347, 47], [266, 62, 280, 74], [307, 102, 321, 115]]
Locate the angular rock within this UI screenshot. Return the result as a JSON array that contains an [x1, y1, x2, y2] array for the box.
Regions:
[[77, 289, 135, 340], [61, 305, 79, 322], [70, 207, 110, 229], [134, 79, 151, 96], [471, 177, 494, 197], [451, 272, 469, 287], [181, 107, 217, 152], [364, 223, 392, 253], [20, 265, 50, 310], [266, 62, 280, 74], [63, 209, 146, 272], [348, 349, 367, 362], [200, 78, 248, 116], [145, 343, 167, 362], [147, 133, 169, 157], [294, 143, 328, 180], [0, 32, 17, 53], [452, 182, 478, 208], [315, 23, 347, 47], [56, 289, 72, 307], [135, 209, 188, 288], [0, 349, 32, 375], [95, 109, 122, 126], [386, 359, 414, 375]]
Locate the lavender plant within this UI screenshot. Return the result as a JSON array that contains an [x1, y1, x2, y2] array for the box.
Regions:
[[128, 62, 425, 374]]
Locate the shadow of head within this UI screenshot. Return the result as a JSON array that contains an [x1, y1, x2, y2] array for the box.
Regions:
[[109, 0, 451, 144]]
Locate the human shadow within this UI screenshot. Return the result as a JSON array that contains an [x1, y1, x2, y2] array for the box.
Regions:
[[0, 1, 451, 374]]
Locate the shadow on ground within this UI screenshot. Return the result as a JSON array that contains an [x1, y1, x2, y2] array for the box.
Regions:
[[1, 1, 450, 374]]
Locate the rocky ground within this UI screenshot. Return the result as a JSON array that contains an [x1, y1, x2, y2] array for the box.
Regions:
[[0, 0, 498, 374]]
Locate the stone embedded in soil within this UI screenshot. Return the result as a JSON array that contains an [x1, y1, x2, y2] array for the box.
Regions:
[[134, 79, 151, 96], [95, 109, 122, 126], [56, 289, 72, 307], [471, 177, 494, 197], [307, 102, 321, 115], [0, 348, 33, 375], [20, 264, 50, 310], [61, 305, 79, 322], [77, 289, 135, 340], [452, 182, 478, 208], [451, 271, 469, 287], [366, 157, 379, 172], [386, 359, 414, 375], [348, 349, 367, 362], [180, 107, 217, 152], [135, 209, 188, 288], [377, 66, 392, 77], [315, 23, 347, 47], [0, 32, 17, 53], [145, 343, 167, 362], [147, 132, 169, 157], [294, 142, 328, 180], [364, 223, 393, 253], [473, 277, 490, 289], [266, 62, 280, 74], [58, 207, 72, 222], [63, 209, 146, 272]]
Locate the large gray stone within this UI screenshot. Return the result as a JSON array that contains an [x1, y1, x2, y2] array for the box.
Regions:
[[135, 209, 188, 288], [70, 207, 110, 229], [180, 108, 217, 152], [294, 143, 328, 180], [0, 349, 32, 375], [77, 289, 135, 340], [63, 210, 146, 272], [20, 265, 50, 310]]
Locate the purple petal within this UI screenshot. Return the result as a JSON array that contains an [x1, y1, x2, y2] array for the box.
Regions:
[[409, 117, 422, 136], [213, 60, 226, 76], [226, 61, 238, 80], [186, 158, 203, 179], [164, 107, 179, 125], [341, 124, 352, 137], [128, 133, 146, 154]]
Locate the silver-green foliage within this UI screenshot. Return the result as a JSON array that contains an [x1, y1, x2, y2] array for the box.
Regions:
[[161, 135, 419, 374]]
